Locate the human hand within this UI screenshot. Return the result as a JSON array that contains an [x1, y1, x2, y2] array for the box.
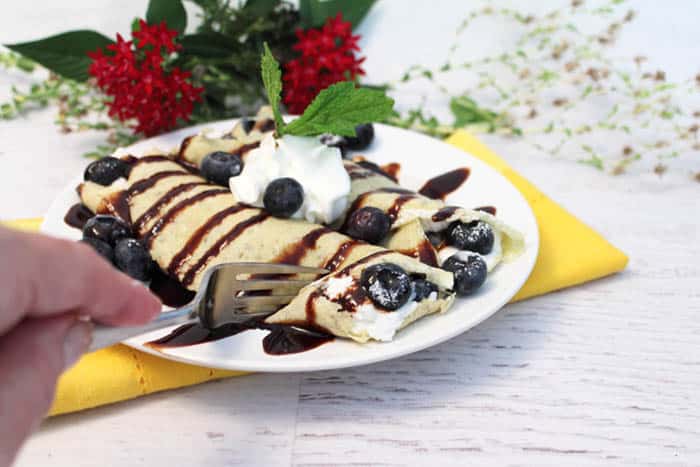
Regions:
[[0, 226, 161, 466]]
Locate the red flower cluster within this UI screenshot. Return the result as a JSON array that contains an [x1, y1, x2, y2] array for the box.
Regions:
[[88, 20, 203, 136], [282, 13, 365, 114]]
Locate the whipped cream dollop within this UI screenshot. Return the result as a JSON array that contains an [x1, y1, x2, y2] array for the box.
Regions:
[[229, 134, 351, 224]]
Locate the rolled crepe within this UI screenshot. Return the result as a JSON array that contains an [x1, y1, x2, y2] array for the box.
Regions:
[[170, 109, 524, 271], [77, 154, 455, 343], [337, 160, 524, 271], [175, 106, 275, 168]]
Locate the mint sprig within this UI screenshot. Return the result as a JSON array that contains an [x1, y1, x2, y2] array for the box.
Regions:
[[260, 42, 394, 138], [261, 43, 286, 133]]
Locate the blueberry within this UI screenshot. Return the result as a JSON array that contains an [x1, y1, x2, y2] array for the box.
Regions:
[[446, 220, 494, 254], [320, 134, 348, 157], [360, 263, 412, 310], [345, 123, 374, 151], [263, 177, 304, 218], [82, 215, 132, 246], [84, 156, 130, 186], [201, 151, 243, 186], [114, 239, 153, 281], [442, 254, 487, 296], [80, 237, 114, 263], [344, 207, 391, 244], [413, 278, 438, 301]]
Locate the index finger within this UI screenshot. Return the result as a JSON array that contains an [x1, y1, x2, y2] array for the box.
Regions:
[[0, 227, 162, 334]]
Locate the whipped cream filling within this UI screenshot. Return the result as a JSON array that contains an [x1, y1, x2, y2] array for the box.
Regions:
[[323, 275, 439, 342], [229, 134, 351, 224], [437, 229, 503, 272], [353, 291, 438, 342]]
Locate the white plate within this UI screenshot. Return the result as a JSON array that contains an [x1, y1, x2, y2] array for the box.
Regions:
[[42, 121, 539, 372]]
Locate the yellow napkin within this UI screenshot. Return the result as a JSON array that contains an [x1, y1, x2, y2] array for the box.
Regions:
[[2, 130, 627, 416]]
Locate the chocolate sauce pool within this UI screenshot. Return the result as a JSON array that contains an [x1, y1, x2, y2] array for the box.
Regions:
[[146, 321, 333, 355]]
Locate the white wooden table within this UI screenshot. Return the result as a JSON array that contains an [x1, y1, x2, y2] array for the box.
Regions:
[[2, 1, 699, 465]]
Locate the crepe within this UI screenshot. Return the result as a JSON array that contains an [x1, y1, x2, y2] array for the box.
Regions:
[[338, 161, 525, 271], [77, 154, 455, 342], [170, 108, 523, 272], [176, 107, 275, 168]]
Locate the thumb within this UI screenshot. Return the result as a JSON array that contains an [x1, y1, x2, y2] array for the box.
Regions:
[[0, 315, 92, 467]]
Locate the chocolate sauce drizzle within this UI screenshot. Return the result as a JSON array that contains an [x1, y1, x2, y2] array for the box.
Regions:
[[181, 212, 271, 287], [431, 206, 460, 223], [416, 239, 439, 267], [379, 162, 401, 181], [323, 240, 361, 272], [133, 182, 207, 232], [142, 188, 230, 246], [418, 168, 470, 201], [64, 203, 94, 230], [166, 204, 251, 277], [341, 187, 416, 230], [475, 206, 497, 216], [273, 227, 333, 266]]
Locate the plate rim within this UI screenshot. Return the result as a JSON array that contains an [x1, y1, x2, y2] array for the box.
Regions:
[[41, 120, 539, 372]]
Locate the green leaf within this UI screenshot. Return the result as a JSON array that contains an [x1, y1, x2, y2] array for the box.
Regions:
[[180, 33, 239, 57], [5, 30, 113, 81], [450, 96, 497, 127], [260, 43, 285, 133], [243, 0, 280, 16], [284, 81, 394, 137], [146, 0, 187, 34], [299, 0, 376, 28]]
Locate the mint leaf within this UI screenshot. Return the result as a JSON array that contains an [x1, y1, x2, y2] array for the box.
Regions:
[[146, 0, 187, 34], [260, 43, 285, 134], [5, 30, 114, 81], [284, 81, 394, 137]]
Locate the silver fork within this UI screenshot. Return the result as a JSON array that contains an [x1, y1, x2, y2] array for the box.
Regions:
[[89, 262, 327, 352]]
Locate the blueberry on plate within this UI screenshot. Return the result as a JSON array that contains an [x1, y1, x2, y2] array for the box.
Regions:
[[80, 237, 114, 263], [114, 239, 153, 281], [345, 123, 374, 151], [412, 278, 438, 301], [263, 177, 304, 218], [344, 207, 391, 244], [442, 254, 487, 296], [319, 134, 348, 157], [82, 215, 132, 246], [446, 220, 494, 255], [360, 263, 412, 310], [201, 151, 244, 186], [84, 156, 130, 186]]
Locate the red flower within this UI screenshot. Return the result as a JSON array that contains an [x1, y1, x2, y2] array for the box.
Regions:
[[88, 20, 203, 136], [282, 13, 365, 114]]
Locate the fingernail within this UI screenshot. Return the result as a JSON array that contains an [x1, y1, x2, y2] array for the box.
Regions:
[[63, 321, 93, 370]]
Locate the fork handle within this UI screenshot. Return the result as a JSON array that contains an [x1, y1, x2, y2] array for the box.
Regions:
[[88, 304, 196, 352]]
